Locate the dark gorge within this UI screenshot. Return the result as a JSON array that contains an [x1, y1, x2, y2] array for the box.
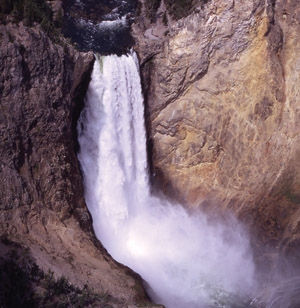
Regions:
[[1, 0, 300, 307]]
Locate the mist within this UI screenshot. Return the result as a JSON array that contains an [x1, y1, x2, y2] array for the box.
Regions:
[[78, 53, 258, 307]]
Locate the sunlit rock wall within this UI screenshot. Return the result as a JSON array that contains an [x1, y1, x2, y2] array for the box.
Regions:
[[133, 0, 300, 255]]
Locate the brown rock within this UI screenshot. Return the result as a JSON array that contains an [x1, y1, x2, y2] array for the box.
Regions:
[[133, 0, 300, 257], [0, 22, 153, 307]]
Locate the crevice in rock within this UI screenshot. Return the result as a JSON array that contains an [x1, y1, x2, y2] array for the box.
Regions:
[[138, 55, 156, 186], [19, 44, 31, 91], [71, 57, 95, 155]]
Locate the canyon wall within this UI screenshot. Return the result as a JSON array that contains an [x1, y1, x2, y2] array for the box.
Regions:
[[2, 0, 300, 304], [133, 0, 300, 263], [0, 21, 153, 307]]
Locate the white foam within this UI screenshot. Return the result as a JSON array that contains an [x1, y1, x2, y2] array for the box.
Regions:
[[77, 16, 127, 31], [78, 52, 257, 307]]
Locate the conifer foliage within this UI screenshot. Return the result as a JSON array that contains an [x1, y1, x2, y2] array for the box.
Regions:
[[0, 0, 61, 37]]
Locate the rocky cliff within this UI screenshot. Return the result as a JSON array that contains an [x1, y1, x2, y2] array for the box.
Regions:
[[0, 21, 154, 307], [2, 0, 300, 305], [133, 0, 300, 269]]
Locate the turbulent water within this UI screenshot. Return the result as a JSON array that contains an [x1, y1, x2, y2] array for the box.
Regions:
[[77, 53, 258, 308], [63, 0, 136, 53]]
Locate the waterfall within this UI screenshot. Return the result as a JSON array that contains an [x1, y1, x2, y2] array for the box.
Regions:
[[78, 52, 257, 308]]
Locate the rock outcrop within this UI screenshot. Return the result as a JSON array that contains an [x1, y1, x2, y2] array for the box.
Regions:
[[0, 21, 153, 307], [133, 0, 300, 266]]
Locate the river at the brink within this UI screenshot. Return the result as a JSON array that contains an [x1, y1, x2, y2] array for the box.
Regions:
[[62, 0, 137, 54]]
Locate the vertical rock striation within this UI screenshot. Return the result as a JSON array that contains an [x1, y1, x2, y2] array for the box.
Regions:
[[133, 0, 300, 263], [0, 22, 152, 307]]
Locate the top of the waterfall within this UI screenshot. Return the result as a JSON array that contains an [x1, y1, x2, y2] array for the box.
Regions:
[[63, 0, 138, 54]]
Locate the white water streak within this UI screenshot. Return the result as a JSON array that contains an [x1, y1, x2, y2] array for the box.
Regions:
[[78, 53, 257, 307]]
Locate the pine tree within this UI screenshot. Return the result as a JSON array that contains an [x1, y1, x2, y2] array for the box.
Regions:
[[24, 0, 33, 26]]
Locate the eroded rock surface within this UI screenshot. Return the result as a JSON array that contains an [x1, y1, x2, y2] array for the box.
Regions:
[[0, 22, 153, 307], [133, 0, 300, 263]]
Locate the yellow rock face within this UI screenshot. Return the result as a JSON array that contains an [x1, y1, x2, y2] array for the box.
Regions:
[[134, 0, 300, 248]]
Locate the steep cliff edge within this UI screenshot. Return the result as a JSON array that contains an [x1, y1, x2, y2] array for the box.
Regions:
[[133, 0, 300, 266], [0, 21, 153, 307]]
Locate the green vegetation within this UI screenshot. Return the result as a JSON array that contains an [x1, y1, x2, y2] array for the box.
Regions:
[[162, 12, 168, 26], [39, 272, 113, 308], [142, 0, 209, 22], [284, 190, 300, 204], [0, 246, 39, 307], [0, 0, 62, 41], [0, 238, 113, 308], [164, 0, 195, 20], [144, 0, 161, 22]]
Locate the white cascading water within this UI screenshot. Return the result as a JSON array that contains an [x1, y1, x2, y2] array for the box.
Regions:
[[78, 52, 257, 307]]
